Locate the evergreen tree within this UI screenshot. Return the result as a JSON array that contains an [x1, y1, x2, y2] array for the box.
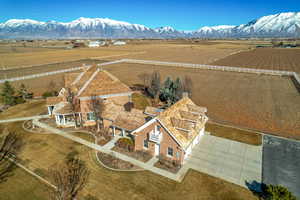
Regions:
[[0, 81, 16, 106], [174, 77, 183, 101], [263, 184, 296, 200]]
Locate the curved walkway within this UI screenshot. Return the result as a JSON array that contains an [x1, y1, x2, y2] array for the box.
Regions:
[[33, 119, 189, 182]]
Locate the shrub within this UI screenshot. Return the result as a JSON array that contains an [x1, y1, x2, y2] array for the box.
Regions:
[[158, 154, 181, 169], [65, 150, 79, 161], [136, 150, 152, 160], [262, 184, 296, 200], [42, 91, 57, 98], [115, 138, 134, 152], [15, 96, 25, 104]]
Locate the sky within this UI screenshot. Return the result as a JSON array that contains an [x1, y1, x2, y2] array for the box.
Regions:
[[0, 0, 299, 30]]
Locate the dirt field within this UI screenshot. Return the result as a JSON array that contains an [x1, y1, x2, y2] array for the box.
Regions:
[[0, 40, 251, 69], [0, 47, 137, 68], [103, 63, 300, 139], [0, 59, 101, 79], [212, 48, 300, 74], [105, 42, 251, 64]]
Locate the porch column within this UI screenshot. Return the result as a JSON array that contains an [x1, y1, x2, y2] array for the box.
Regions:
[[47, 106, 51, 115], [122, 129, 125, 136], [63, 115, 66, 125], [55, 115, 59, 125], [113, 126, 116, 136]]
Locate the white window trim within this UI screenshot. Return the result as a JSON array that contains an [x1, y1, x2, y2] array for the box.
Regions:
[[167, 147, 173, 157], [143, 140, 149, 150]]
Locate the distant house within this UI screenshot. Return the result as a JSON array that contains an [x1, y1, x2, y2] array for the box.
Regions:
[[113, 41, 126, 46], [73, 42, 86, 48], [88, 41, 106, 48], [46, 66, 208, 165]]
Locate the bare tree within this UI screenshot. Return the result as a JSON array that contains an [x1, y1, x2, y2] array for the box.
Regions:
[[48, 81, 57, 95], [182, 75, 193, 97], [137, 72, 150, 91], [91, 95, 105, 132], [49, 158, 90, 200], [149, 71, 161, 100], [0, 129, 22, 183]]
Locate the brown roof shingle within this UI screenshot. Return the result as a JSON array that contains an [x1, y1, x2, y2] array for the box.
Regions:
[[78, 70, 132, 97], [46, 96, 65, 105], [158, 97, 208, 149]]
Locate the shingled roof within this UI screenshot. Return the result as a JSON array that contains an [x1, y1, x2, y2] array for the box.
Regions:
[[113, 110, 146, 131], [77, 70, 132, 98], [157, 97, 208, 149]]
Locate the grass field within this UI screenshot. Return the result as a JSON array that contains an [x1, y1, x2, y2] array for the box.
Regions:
[[103, 63, 300, 139], [206, 122, 262, 145], [1, 73, 67, 97], [0, 122, 258, 200], [0, 168, 49, 200], [0, 100, 46, 119], [212, 48, 300, 74], [0, 100, 257, 200]]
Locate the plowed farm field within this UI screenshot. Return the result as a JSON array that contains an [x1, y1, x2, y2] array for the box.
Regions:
[[212, 48, 300, 74], [103, 63, 300, 139]]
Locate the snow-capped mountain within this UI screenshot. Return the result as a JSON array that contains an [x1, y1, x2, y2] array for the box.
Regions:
[[194, 25, 236, 38], [154, 26, 185, 38], [232, 12, 300, 37], [0, 12, 299, 39], [0, 17, 159, 39]]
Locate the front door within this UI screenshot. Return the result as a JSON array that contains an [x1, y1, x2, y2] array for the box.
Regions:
[[154, 144, 160, 156]]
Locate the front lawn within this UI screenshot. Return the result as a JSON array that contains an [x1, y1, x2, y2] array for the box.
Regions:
[[0, 121, 258, 200], [206, 122, 262, 145]]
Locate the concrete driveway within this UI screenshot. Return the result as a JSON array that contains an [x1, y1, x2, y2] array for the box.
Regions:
[[186, 134, 262, 188]]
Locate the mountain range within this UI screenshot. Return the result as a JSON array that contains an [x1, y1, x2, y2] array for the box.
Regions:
[[0, 12, 299, 39]]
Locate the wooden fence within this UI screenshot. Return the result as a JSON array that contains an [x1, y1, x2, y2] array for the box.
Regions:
[[1, 58, 299, 86], [120, 59, 300, 85], [0, 66, 84, 83]]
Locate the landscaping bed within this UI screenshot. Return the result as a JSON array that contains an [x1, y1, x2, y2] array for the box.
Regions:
[[23, 120, 48, 134], [97, 152, 140, 170], [154, 155, 181, 174], [112, 146, 152, 163], [113, 138, 152, 162]]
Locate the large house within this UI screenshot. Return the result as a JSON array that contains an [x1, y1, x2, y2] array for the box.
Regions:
[[135, 97, 208, 164], [46, 65, 208, 164]]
